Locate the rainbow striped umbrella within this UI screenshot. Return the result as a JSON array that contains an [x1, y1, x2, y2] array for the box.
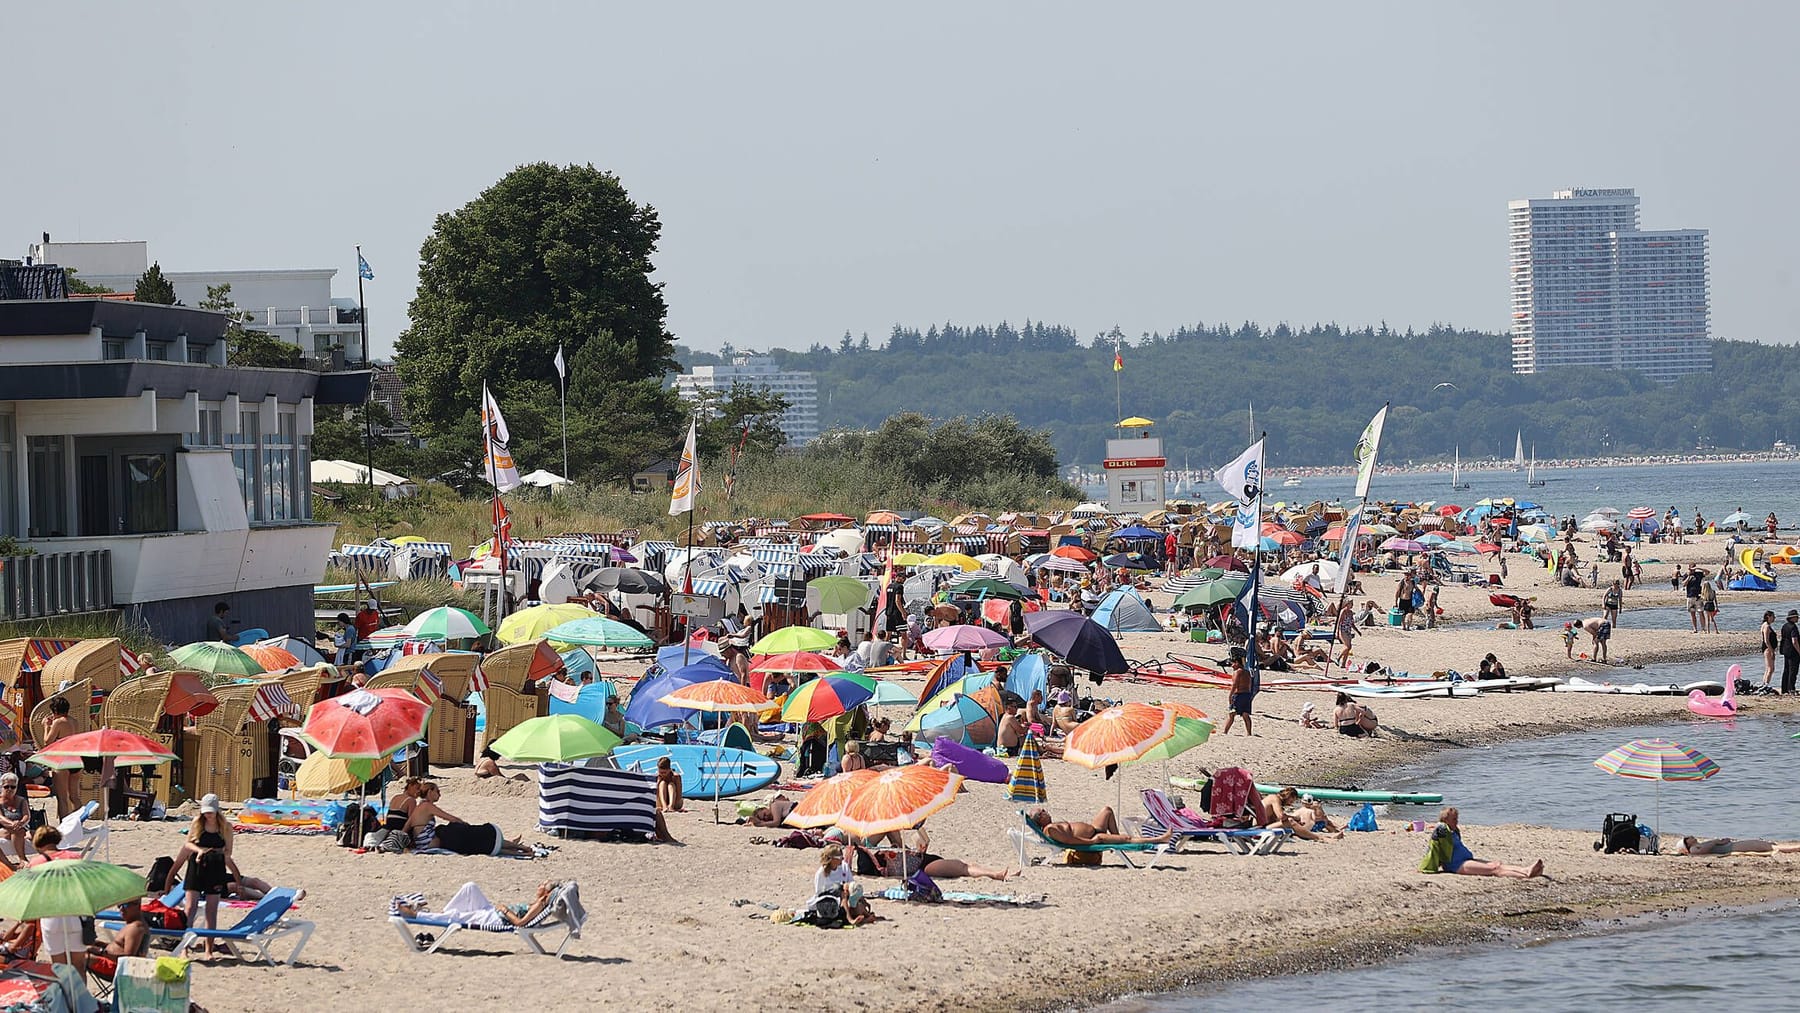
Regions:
[[1005, 734, 1046, 803], [1593, 737, 1719, 838], [779, 671, 879, 722]]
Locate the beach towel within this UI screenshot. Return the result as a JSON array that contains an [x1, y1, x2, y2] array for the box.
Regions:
[[1420, 824, 1454, 873], [877, 887, 1047, 907], [1210, 767, 1253, 817]]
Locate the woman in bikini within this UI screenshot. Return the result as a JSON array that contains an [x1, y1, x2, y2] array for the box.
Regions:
[[405, 782, 537, 856]]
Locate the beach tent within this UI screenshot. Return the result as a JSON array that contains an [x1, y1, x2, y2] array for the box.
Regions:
[[519, 469, 571, 489], [548, 681, 616, 723], [1090, 589, 1161, 633], [1003, 652, 1050, 702], [310, 459, 418, 495], [1728, 573, 1777, 592], [625, 659, 728, 730]]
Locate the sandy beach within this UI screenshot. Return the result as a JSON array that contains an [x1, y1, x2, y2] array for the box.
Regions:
[[101, 534, 1800, 1012]]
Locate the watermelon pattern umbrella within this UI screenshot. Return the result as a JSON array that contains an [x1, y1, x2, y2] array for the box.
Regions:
[[300, 688, 431, 760], [31, 729, 179, 858], [779, 672, 878, 722]]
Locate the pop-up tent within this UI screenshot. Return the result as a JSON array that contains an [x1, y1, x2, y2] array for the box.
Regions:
[[1090, 589, 1161, 632]]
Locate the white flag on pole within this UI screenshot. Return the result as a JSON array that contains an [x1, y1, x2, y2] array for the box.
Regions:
[[1352, 404, 1388, 499], [481, 383, 521, 493], [1217, 439, 1264, 549], [1333, 513, 1361, 595], [669, 419, 701, 516], [553, 343, 566, 382]]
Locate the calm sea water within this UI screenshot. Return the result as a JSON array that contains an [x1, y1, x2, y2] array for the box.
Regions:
[[1094, 459, 1800, 526], [1110, 653, 1800, 1013]]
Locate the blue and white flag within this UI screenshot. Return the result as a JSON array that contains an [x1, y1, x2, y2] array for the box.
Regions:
[[1217, 439, 1264, 549], [358, 253, 374, 281], [1228, 565, 1262, 680], [1352, 404, 1387, 499]]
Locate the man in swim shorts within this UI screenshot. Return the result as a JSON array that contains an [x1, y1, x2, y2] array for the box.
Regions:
[[1219, 647, 1253, 737]]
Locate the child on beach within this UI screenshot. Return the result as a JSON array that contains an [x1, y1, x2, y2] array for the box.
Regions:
[[1219, 647, 1253, 737]]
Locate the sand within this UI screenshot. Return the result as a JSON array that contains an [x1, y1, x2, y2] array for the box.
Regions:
[[95, 533, 1800, 1011]]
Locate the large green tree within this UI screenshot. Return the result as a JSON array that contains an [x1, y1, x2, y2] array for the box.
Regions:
[[396, 162, 678, 481], [134, 262, 178, 304]]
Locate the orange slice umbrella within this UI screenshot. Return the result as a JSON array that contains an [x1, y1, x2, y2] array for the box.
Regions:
[[1154, 701, 1209, 722], [1065, 703, 1177, 769], [836, 766, 965, 838], [658, 680, 772, 713], [783, 769, 882, 828], [241, 644, 300, 673]]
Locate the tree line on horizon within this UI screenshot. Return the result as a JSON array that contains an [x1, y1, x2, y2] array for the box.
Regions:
[[683, 323, 1800, 468]]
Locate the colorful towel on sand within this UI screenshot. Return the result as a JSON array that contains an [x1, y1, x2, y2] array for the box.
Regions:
[[877, 888, 1046, 907]]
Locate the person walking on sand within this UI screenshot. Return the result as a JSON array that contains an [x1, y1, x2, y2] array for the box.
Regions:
[[1394, 571, 1417, 631], [1602, 580, 1623, 629], [1780, 610, 1800, 695], [1699, 577, 1718, 634], [1219, 647, 1254, 737], [1683, 567, 1704, 632]]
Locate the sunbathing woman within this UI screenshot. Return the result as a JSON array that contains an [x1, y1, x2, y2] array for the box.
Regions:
[[1421, 807, 1545, 878], [1268, 788, 1343, 841], [1029, 806, 1173, 846], [1678, 836, 1800, 856], [394, 881, 558, 930], [405, 782, 536, 856], [849, 826, 1016, 882]]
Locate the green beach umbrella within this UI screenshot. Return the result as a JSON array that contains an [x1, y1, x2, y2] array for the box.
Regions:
[[488, 714, 621, 763], [948, 577, 1026, 601], [544, 616, 655, 651], [0, 859, 147, 919], [807, 576, 873, 614], [1173, 574, 1250, 609], [403, 606, 490, 641], [169, 641, 265, 677], [750, 626, 838, 655]]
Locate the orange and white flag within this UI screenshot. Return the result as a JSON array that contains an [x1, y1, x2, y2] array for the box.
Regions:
[[669, 418, 700, 516], [481, 383, 521, 493]]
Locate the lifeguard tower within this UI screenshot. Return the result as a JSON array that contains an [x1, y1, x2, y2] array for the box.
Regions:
[[1104, 416, 1165, 514]]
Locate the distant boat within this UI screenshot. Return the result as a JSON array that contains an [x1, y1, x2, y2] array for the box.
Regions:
[[1514, 432, 1525, 471], [1451, 447, 1470, 490], [1282, 476, 1304, 488], [1527, 445, 1546, 488]]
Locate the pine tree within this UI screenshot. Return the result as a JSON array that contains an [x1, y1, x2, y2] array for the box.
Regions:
[[134, 262, 178, 304]]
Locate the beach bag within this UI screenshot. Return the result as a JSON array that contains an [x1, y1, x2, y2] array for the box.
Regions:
[[141, 899, 186, 931], [798, 892, 847, 929], [1596, 812, 1640, 854], [904, 869, 942, 903], [1345, 804, 1378, 832], [144, 856, 175, 894], [1063, 849, 1103, 867], [1411, 589, 1424, 609]]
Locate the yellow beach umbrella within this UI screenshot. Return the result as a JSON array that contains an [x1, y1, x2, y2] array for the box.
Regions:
[[496, 603, 596, 645], [924, 552, 981, 572]]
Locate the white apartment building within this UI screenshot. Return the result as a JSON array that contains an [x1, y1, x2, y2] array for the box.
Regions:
[[671, 355, 820, 445], [23, 238, 365, 364], [1508, 189, 1710, 382]]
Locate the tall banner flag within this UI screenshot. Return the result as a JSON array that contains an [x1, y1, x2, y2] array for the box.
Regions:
[[357, 253, 373, 281], [1333, 513, 1361, 596], [1217, 439, 1265, 549], [480, 384, 521, 493], [669, 419, 700, 516], [1112, 337, 1124, 372], [553, 343, 566, 381], [1352, 404, 1388, 499]]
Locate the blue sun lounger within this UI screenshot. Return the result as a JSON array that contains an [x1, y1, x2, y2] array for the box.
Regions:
[[389, 882, 585, 959], [1011, 810, 1169, 870], [111, 888, 313, 965]]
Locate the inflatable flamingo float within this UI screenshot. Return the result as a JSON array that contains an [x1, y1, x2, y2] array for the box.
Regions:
[[1687, 664, 1740, 718]]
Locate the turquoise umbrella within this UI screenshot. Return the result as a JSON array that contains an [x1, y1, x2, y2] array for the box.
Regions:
[[544, 617, 655, 651]]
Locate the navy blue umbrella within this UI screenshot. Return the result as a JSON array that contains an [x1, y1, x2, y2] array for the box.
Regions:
[[1101, 552, 1155, 570], [1111, 525, 1160, 540], [1022, 611, 1129, 675]]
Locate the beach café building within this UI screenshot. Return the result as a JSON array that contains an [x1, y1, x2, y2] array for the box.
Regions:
[[0, 286, 368, 643]]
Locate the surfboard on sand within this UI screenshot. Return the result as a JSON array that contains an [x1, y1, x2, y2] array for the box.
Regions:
[[608, 744, 780, 799]]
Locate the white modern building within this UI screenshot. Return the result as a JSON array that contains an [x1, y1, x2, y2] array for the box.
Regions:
[[0, 277, 368, 642], [1508, 189, 1710, 382], [23, 238, 365, 364], [671, 355, 820, 445]]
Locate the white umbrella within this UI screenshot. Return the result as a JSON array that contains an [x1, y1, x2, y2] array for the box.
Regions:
[[1719, 511, 1752, 527], [1278, 560, 1340, 584]]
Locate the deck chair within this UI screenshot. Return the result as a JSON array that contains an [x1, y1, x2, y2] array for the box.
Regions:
[[1009, 810, 1166, 870], [1140, 788, 1291, 856], [96, 884, 184, 924], [154, 888, 313, 964], [0, 801, 106, 864], [390, 881, 584, 958]]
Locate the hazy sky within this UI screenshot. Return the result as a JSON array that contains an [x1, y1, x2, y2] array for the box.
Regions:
[[5, 2, 1795, 356]]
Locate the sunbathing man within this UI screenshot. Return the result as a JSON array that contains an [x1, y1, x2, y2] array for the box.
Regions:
[[1678, 837, 1800, 856], [849, 825, 1016, 882], [997, 703, 1063, 759], [395, 881, 558, 930], [1029, 807, 1172, 846]]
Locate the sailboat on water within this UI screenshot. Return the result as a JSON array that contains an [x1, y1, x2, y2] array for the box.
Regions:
[[1527, 445, 1546, 488], [1513, 432, 1525, 471], [1451, 447, 1470, 490]]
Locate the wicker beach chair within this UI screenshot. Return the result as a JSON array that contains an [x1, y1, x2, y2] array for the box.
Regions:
[[43, 639, 123, 695]]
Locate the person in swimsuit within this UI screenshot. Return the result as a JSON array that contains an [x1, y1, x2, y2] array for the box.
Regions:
[[655, 757, 685, 812], [39, 697, 75, 819], [1762, 611, 1780, 688], [1677, 836, 1800, 856], [164, 795, 235, 956], [1268, 788, 1342, 841], [1333, 693, 1377, 737], [0, 775, 29, 870], [850, 825, 1015, 882], [404, 782, 542, 855], [1029, 806, 1173, 846], [1422, 807, 1544, 878]]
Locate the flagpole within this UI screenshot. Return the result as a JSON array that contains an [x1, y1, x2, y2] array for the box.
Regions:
[[557, 345, 569, 482], [1248, 431, 1265, 691], [357, 245, 374, 492]]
